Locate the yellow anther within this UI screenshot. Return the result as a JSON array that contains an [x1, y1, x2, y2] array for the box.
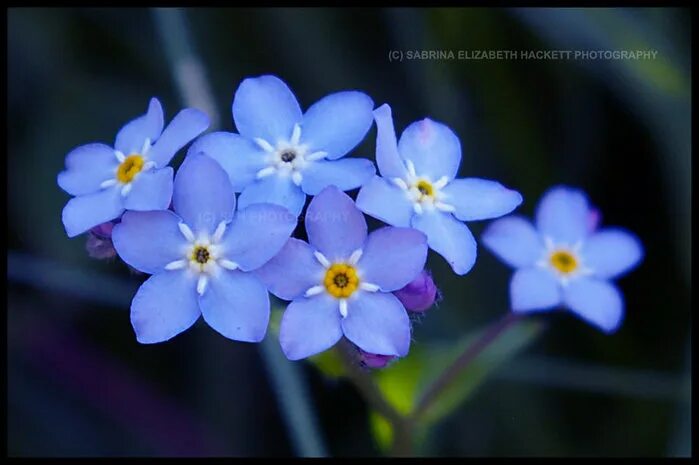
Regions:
[[324, 263, 360, 299], [550, 250, 578, 274], [116, 154, 145, 183]]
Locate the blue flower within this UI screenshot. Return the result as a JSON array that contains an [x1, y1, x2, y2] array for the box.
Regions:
[[255, 186, 428, 360], [187, 75, 376, 217], [111, 153, 297, 344], [58, 98, 209, 237], [482, 186, 644, 333], [356, 104, 522, 275]]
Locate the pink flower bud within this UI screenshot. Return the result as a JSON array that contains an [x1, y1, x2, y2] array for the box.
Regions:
[[393, 269, 439, 313], [357, 349, 396, 369]]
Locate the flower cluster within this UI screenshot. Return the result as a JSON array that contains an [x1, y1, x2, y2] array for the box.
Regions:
[[58, 74, 643, 364]]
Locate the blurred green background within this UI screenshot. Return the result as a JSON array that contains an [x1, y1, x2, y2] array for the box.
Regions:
[[7, 7, 691, 457]]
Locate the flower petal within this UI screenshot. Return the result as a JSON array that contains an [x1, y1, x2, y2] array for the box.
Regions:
[[232, 75, 302, 143], [115, 97, 164, 155], [373, 103, 407, 179], [442, 178, 522, 221], [582, 228, 644, 279], [358, 227, 427, 291], [510, 267, 561, 312], [305, 186, 367, 261], [122, 167, 174, 211], [563, 277, 624, 333], [112, 210, 188, 274], [301, 91, 374, 160], [482, 215, 544, 268], [300, 158, 375, 195], [199, 270, 270, 342], [341, 292, 410, 357], [130, 271, 200, 344], [187, 131, 267, 192], [279, 295, 343, 360], [356, 176, 414, 227], [398, 117, 461, 181], [237, 175, 306, 217], [535, 185, 591, 245], [62, 187, 124, 238], [173, 153, 235, 235], [411, 211, 477, 275], [57, 143, 119, 196], [147, 108, 210, 167], [254, 238, 325, 301], [221, 203, 297, 272]]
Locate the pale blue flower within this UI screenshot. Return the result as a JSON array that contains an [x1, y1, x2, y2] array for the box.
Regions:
[[58, 98, 209, 237], [356, 104, 522, 275], [112, 154, 297, 344], [482, 186, 644, 333], [187, 75, 376, 217]]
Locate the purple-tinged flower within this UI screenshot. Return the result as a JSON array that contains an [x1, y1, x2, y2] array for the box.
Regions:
[[255, 186, 428, 360], [357, 348, 396, 369], [85, 221, 118, 259], [58, 98, 209, 238], [482, 186, 644, 333], [187, 75, 376, 217], [356, 104, 522, 275], [393, 269, 439, 313], [112, 154, 297, 344]]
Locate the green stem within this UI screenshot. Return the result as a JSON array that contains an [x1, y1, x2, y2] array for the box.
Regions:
[[412, 312, 523, 420]]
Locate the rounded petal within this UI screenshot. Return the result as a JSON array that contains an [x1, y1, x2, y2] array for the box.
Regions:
[[232, 75, 302, 143], [57, 143, 119, 196], [535, 186, 591, 245], [306, 186, 367, 261], [115, 97, 164, 155], [563, 277, 624, 333], [411, 211, 477, 275], [130, 271, 200, 344], [300, 158, 375, 195], [301, 91, 374, 160], [582, 228, 644, 279], [199, 270, 270, 342], [220, 203, 297, 272], [356, 176, 414, 227], [112, 210, 188, 274], [341, 292, 410, 357], [482, 215, 544, 268], [254, 238, 325, 301], [373, 103, 407, 179], [442, 178, 522, 221], [398, 118, 461, 181], [358, 227, 427, 291], [237, 174, 306, 217], [510, 267, 561, 312], [122, 167, 173, 211], [148, 108, 210, 167], [188, 131, 267, 192], [62, 187, 124, 238], [279, 295, 343, 360], [173, 153, 235, 235]]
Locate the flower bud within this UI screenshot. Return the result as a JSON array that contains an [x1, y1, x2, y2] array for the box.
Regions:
[[357, 349, 396, 369], [85, 221, 117, 259], [393, 269, 439, 313]]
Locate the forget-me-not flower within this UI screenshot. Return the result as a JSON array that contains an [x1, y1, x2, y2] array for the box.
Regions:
[[255, 186, 428, 360], [356, 104, 522, 275], [112, 153, 297, 344], [187, 75, 376, 217], [482, 186, 643, 333], [59, 98, 209, 237]]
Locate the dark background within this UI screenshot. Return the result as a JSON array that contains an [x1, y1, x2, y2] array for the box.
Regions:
[[7, 7, 691, 457]]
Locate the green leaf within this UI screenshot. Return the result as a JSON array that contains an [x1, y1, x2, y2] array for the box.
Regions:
[[416, 319, 545, 425], [369, 411, 393, 452], [308, 347, 346, 379]]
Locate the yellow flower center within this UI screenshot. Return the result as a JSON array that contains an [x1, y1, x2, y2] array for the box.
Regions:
[[116, 154, 145, 183], [550, 250, 578, 274], [191, 245, 211, 266], [416, 180, 434, 199], [324, 263, 359, 298]]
